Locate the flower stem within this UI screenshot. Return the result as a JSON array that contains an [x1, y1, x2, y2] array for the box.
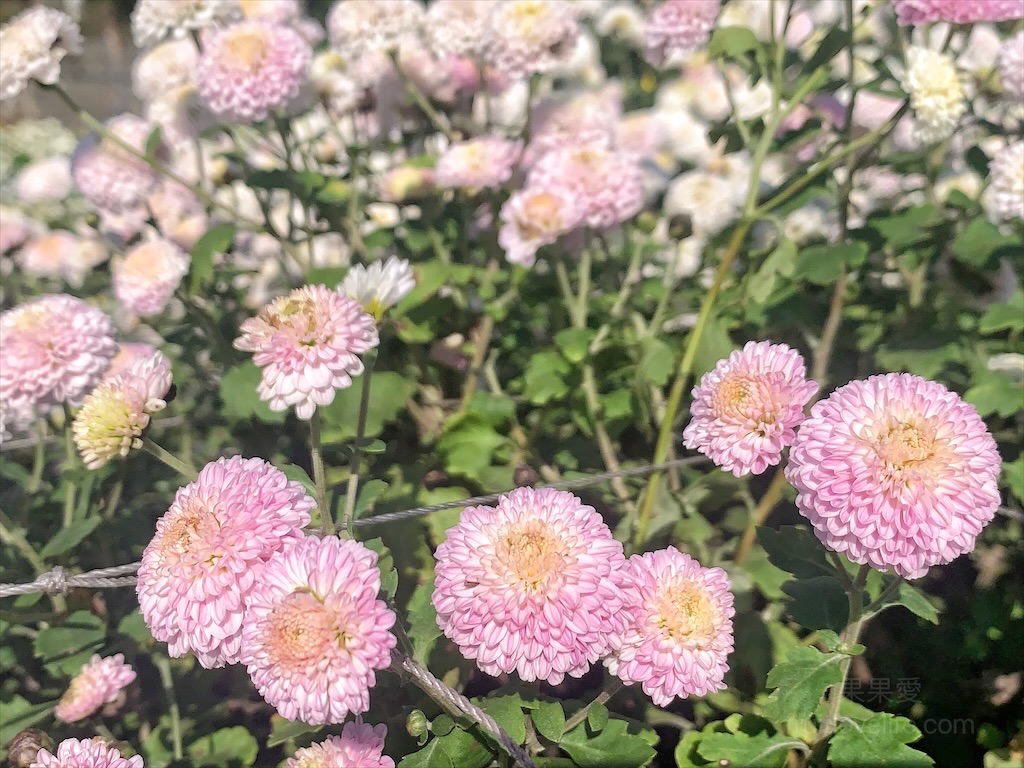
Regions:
[[733, 464, 789, 566], [62, 413, 77, 529], [563, 680, 622, 734], [309, 409, 332, 536], [154, 654, 184, 761], [142, 438, 198, 481], [815, 563, 871, 749], [27, 419, 46, 494], [341, 352, 377, 537]]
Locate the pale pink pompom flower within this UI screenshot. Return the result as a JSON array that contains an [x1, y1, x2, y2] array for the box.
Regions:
[[606, 547, 734, 705], [482, 0, 579, 79], [286, 721, 394, 768], [112, 239, 190, 317], [683, 341, 818, 477], [0, 206, 43, 254], [54, 654, 136, 723], [644, 0, 720, 67], [998, 30, 1024, 103], [528, 147, 645, 230], [0, 294, 117, 415], [73, 350, 173, 470], [240, 535, 398, 724], [16, 231, 76, 281], [434, 137, 522, 190], [31, 738, 144, 768], [0, 5, 82, 101], [894, 0, 1024, 25], [786, 373, 1002, 580], [234, 284, 379, 419], [103, 343, 159, 381], [71, 114, 164, 213], [433, 487, 630, 685], [137, 456, 315, 668], [525, 88, 623, 164], [327, 0, 425, 57], [498, 186, 585, 268], [198, 18, 312, 123]]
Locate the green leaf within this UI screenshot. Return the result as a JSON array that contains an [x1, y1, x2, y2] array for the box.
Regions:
[[696, 732, 795, 768], [871, 581, 940, 624], [397, 727, 492, 768], [828, 714, 933, 768], [522, 351, 573, 404], [965, 374, 1024, 418], [762, 646, 845, 723], [320, 371, 416, 438], [34, 610, 105, 665], [363, 537, 398, 601], [266, 716, 323, 748], [531, 700, 566, 743], [144, 125, 164, 161], [867, 204, 939, 248], [555, 328, 595, 364], [673, 730, 706, 768], [588, 702, 610, 732], [794, 243, 868, 286], [435, 414, 508, 480], [783, 576, 849, 632], [979, 290, 1024, 333], [189, 223, 235, 295], [480, 694, 527, 745], [951, 218, 1018, 267], [757, 526, 833, 579], [279, 464, 317, 498], [748, 239, 797, 304], [691, 313, 734, 378], [39, 517, 101, 559], [559, 718, 658, 768], [708, 26, 761, 60], [1003, 456, 1024, 503], [219, 362, 286, 424], [0, 694, 55, 746], [406, 577, 442, 666], [187, 726, 258, 767], [637, 338, 674, 387]]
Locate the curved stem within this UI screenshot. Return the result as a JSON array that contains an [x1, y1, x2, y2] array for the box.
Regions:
[[341, 352, 377, 537], [27, 419, 46, 494], [309, 409, 332, 535], [155, 654, 184, 761], [733, 464, 789, 566], [142, 438, 198, 481], [563, 680, 622, 734]]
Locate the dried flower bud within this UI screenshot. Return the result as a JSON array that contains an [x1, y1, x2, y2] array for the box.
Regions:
[[8, 729, 55, 768]]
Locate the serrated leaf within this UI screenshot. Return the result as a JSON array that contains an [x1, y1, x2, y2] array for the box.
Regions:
[[480, 694, 527, 744], [397, 727, 492, 768], [189, 223, 235, 294], [559, 717, 657, 768], [219, 362, 286, 424], [794, 242, 867, 285], [0, 695, 55, 746], [321, 371, 415, 439], [187, 725, 258, 767], [1003, 457, 1024, 502], [757, 526, 833, 579], [34, 610, 105, 663], [39, 517, 101, 559], [696, 731, 795, 768], [555, 328, 595, 364], [748, 239, 797, 304], [406, 577, 442, 666], [531, 700, 566, 742], [588, 702, 609, 732], [828, 714, 933, 768], [979, 290, 1024, 333], [762, 646, 845, 723], [876, 582, 940, 624], [951, 218, 1018, 267], [783, 576, 849, 632]]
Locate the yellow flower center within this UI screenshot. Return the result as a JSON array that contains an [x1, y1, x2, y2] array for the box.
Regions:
[[654, 580, 717, 647], [496, 520, 567, 590], [224, 27, 270, 71], [876, 421, 937, 469], [265, 591, 341, 664], [518, 191, 566, 240]]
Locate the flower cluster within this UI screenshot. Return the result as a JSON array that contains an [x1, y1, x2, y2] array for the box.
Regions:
[[0, 5, 82, 101], [644, 0, 720, 67], [31, 738, 144, 768], [55, 654, 136, 723], [286, 721, 394, 768], [112, 239, 190, 316], [71, 114, 164, 213], [72, 350, 173, 470], [902, 46, 965, 145], [234, 284, 379, 419]]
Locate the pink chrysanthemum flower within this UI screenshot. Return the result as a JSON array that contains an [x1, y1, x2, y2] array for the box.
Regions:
[[16, 231, 77, 281], [644, 0, 719, 67], [786, 373, 1002, 580], [529, 147, 645, 230], [54, 654, 136, 723], [131, 0, 240, 48], [433, 487, 630, 685], [286, 720, 394, 768], [998, 30, 1024, 103], [482, 0, 579, 79], [0, 5, 82, 101], [240, 535, 397, 724], [498, 187, 585, 268], [31, 738, 144, 768], [73, 351, 173, 470], [894, 0, 1024, 25], [327, 0, 424, 57], [197, 19, 312, 123], [71, 114, 164, 213], [112, 239, 190, 317], [424, 0, 495, 59], [104, 343, 159, 381], [434, 137, 522, 190], [525, 89, 622, 164], [683, 341, 818, 477], [605, 547, 734, 705], [234, 284, 379, 420], [137, 456, 314, 668], [0, 295, 117, 416]]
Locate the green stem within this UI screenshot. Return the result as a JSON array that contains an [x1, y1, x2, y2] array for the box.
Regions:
[[341, 352, 377, 537], [142, 438, 198, 481], [0, 512, 66, 612], [62, 415, 77, 529], [733, 464, 789, 566], [155, 655, 183, 761], [862, 576, 904, 616], [309, 409, 332, 535], [815, 564, 871, 750], [390, 51, 456, 141], [27, 420, 46, 494], [459, 260, 501, 412], [563, 680, 622, 734]]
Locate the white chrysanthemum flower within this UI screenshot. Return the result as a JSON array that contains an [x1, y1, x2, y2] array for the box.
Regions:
[[902, 46, 965, 144], [987, 353, 1024, 381], [327, 0, 424, 58], [596, 3, 646, 47], [0, 5, 82, 101], [131, 0, 241, 48], [657, 108, 712, 163], [983, 141, 1024, 224], [482, 0, 579, 78], [132, 38, 199, 101], [998, 30, 1024, 103], [424, 0, 496, 58], [664, 169, 740, 235], [783, 203, 839, 245], [341, 256, 415, 320]]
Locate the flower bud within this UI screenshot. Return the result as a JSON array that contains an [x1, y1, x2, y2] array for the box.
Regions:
[[8, 729, 55, 768], [406, 709, 429, 740]]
